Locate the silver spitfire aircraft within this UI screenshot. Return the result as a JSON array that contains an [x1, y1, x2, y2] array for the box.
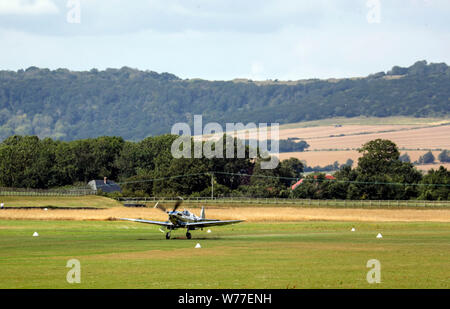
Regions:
[[119, 199, 244, 239]]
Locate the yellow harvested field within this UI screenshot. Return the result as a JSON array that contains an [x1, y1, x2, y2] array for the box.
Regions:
[[277, 124, 421, 140], [201, 117, 449, 158], [279, 150, 358, 165], [303, 125, 450, 150], [206, 124, 437, 143], [272, 119, 450, 172], [277, 150, 450, 171], [278, 116, 449, 127], [203, 117, 449, 173], [0, 207, 449, 223]]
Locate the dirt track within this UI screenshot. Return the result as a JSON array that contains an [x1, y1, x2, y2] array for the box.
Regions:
[[0, 207, 449, 223]]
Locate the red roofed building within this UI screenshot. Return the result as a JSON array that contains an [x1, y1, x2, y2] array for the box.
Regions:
[[291, 175, 336, 190]]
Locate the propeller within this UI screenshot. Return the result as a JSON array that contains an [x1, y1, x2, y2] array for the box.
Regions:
[[172, 197, 183, 212], [154, 201, 168, 213], [153, 197, 183, 214]]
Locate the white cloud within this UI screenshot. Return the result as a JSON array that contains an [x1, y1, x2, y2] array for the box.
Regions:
[[250, 61, 265, 80], [0, 0, 59, 15], [0, 1, 448, 80]]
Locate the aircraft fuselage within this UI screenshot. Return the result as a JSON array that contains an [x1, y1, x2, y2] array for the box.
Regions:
[[168, 210, 213, 229]]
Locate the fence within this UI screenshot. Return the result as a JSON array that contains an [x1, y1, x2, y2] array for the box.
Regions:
[[1, 188, 448, 207], [117, 196, 450, 208], [0, 187, 96, 196]]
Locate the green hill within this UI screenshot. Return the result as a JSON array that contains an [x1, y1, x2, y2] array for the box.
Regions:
[[0, 60, 449, 141]]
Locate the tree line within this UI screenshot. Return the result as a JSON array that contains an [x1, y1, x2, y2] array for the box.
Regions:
[[0, 60, 449, 141], [400, 150, 450, 165], [0, 135, 447, 200], [293, 140, 449, 201]]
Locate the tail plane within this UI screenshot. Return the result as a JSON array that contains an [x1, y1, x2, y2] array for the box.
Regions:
[[200, 206, 205, 219]]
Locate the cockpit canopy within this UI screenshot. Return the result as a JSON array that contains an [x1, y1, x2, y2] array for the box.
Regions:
[[182, 210, 190, 216]]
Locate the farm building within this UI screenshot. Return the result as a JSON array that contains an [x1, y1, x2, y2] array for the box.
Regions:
[[88, 177, 122, 193], [291, 175, 336, 190]]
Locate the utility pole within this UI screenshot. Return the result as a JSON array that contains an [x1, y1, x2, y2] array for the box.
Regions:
[[211, 172, 214, 200]]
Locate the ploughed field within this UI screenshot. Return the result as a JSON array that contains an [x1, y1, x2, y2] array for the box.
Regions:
[[202, 116, 450, 171], [228, 116, 450, 171]]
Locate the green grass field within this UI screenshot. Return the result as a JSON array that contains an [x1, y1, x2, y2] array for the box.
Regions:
[[2, 195, 449, 210], [0, 220, 448, 289], [0, 196, 122, 209], [278, 116, 450, 129], [151, 199, 450, 209]]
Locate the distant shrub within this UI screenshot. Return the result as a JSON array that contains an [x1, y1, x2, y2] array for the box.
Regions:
[[399, 153, 411, 163], [418, 151, 435, 164], [438, 150, 450, 163]]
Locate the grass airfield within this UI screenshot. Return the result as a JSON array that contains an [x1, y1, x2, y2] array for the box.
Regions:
[[0, 219, 449, 289], [0, 195, 121, 209]]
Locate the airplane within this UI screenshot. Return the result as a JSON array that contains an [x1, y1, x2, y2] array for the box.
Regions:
[[119, 199, 244, 239]]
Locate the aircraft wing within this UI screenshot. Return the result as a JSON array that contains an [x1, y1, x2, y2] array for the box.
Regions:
[[119, 218, 173, 227], [183, 220, 244, 228]]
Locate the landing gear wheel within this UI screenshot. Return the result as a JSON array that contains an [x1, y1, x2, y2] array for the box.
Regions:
[[186, 232, 192, 239], [165, 232, 171, 240]]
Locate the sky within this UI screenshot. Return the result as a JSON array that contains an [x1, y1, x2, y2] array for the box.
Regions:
[[0, 0, 449, 80]]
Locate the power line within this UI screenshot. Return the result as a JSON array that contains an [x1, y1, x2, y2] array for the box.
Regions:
[[96, 171, 450, 188], [215, 171, 450, 187], [112, 173, 209, 185]]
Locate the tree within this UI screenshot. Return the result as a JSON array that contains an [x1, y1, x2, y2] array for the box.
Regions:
[[121, 172, 155, 197], [343, 158, 354, 168], [292, 173, 338, 199], [349, 139, 422, 200], [114, 141, 142, 179], [280, 157, 304, 179], [0, 134, 442, 200], [153, 157, 210, 196], [332, 165, 358, 199], [357, 139, 400, 175], [399, 153, 411, 163], [418, 166, 449, 200], [90, 136, 125, 180], [438, 150, 450, 163], [245, 158, 287, 198], [418, 151, 435, 164], [0, 61, 449, 141], [0, 135, 58, 188], [207, 135, 254, 190], [278, 139, 309, 152]]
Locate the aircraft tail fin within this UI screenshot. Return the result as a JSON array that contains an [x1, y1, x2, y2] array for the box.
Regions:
[[200, 206, 205, 219]]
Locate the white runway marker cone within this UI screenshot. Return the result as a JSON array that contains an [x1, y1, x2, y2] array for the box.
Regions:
[[44, 208, 48, 211], [376, 233, 383, 239], [207, 229, 211, 233], [33, 232, 39, 237], [195, 243, 201, 248], [351, 228, 355, 232]]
